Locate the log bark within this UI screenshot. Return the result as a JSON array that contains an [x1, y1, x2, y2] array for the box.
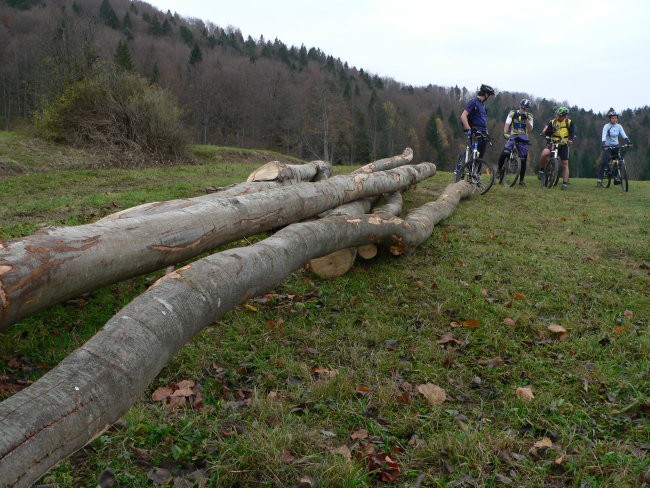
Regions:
[[0, 163, 435, 330], [0, 181, 473, 487], [351, 147, 413, 174]]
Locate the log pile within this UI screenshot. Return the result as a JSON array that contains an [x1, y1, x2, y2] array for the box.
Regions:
[[0, 148, 475, 487]]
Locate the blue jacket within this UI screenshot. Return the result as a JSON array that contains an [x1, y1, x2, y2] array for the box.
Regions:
[[464, 97, 487, 130]]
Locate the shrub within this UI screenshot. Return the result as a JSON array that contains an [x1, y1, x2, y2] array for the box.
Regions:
[[33, 69, 187, 161]]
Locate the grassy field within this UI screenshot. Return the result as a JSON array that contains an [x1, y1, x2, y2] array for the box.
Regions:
[[1, 133, 648, 487]]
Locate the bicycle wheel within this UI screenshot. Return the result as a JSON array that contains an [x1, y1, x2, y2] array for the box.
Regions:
[[503, 152, 520, 187], [618, 162, 629, 192], [603, 163, 612, 188], [463, 158, 494, 195], [454, 153, 464, 182], [541, 158, 558, 189]]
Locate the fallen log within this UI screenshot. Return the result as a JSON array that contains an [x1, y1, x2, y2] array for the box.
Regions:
[[0, 180, 473, 487], [246, 159, 331, 183], [0, 163, 434, 330]]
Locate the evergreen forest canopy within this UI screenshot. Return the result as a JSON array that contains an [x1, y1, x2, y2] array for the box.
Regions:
[[1, 0, 649, 178]]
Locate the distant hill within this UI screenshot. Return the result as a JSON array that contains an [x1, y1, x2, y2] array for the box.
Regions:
[[1, 0, 648, 178]]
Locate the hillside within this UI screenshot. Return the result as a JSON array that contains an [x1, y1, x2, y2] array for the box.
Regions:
[[0, 0, 649, 179]]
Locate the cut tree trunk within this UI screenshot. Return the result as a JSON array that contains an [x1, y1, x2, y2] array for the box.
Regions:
[[246, 160, 331, 183], [0, 163, 435, 330], [0, 180, 473, 488]]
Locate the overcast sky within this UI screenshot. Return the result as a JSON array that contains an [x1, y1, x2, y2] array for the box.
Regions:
[[144, 0, 650, 113]]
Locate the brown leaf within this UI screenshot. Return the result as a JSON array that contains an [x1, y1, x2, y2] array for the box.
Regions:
[[513, 292, 526, 300], [132, 447, 154, 459], [281, 449, 296, 464], [152, 386, 174, 402], [351, 428, 369, 440], [243, 304, 258, 312], [172, 388, 194, 397], [417, 383, 446, 406], [414, 280, 425, 289], [356, 385, 371, 396], [477, 357, 504, 368], [481, 288, 488, 296], [462, 318, 480, 328], [585, 254, 599, 261], [614, 325, 628, 335], [516, 387, 535, 402], [548, 324, 569, 341], [533, 437, 553, 449], [330, 444, 352, 460], [456, 258, 465, 266], [267, 390, 280, 401], [623, 310, 634, 318], [437, 332, 463, 346], [395, 390, 410, 404], [503, 318, 516, 326]]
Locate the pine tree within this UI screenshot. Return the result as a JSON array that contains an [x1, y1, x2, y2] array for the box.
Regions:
[[189, 43, 202, 65], [99, 0, 120, 29], [114, 40, 134, 71], [180, 26, 194, 45], [150, 62, 160, 85]]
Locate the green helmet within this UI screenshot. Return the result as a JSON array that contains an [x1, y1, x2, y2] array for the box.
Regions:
[[556, 106, 569, 116]]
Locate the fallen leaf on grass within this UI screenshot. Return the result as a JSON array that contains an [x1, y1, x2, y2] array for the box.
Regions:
[[516, 387, 535, 402], [462, 318, 480, 328], [351, 428, 369, 440], [614, 325, 628, 335], [533, 437, 554, 449], [504, 318, 516, 326], [623, 310, 634, 318], [585, 254, 598, 261], [477, 357, 504, 368], [152, 386, 174, 402], [417, 383, 446, 406], [243, 304, 258, 312], [437, 332, 463, 346], [513, 292, 526, 300], [548, 324, 569, 341], [330, 444, 352, 459], [281, 449, 296, 464]]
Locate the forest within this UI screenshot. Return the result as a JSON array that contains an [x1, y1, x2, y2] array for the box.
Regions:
[[1, 0, 649, 179]]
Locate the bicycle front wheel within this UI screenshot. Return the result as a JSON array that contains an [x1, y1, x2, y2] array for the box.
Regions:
[[503, 153, 520, 187], [463, 158, 495, 195], [618, 162, 629, 192], [542, 158, 559, 189]]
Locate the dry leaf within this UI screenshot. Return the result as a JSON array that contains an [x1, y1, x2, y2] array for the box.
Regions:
[[176, 379, 195, 390], [585, 254, 598, 261], [477, 357, 504, 368], [172, 387, 194, 397], [504, 318, 516, 326], [437, 332, 463, 346], [533, 437, 553, 449], [330, 445, 352, 460], [623, 310, 634, 318], [356, 385, 371, 395], [350, 428, 369, 440], [450, 321, 460, 328], [267, 390, 279, 401], [243, 304, 258, 312], [614, 325, 628, 335], [513, 292, 526, 300], [417, 383, 446, 406], [281, 449, 296, 464], [481, 288, 488, 296], [462, 318, 480, 328], [547, 324, 569, 341], [516, 387, 534, 402], [414, 280, 425, 289], [152, 386, 174, 402]]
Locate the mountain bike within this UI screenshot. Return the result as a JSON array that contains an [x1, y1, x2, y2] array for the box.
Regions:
[[602, 144, 630, 192], [540, 136, 567, 189], [498, 135, 531, 187], [454, 131, 495, 195]]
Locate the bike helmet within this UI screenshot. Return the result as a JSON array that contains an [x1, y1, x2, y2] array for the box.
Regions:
[[520, 99, 531, 109], [556, 106, 569, 116], [479, 84, 495, 95], [607, 108, 619, 118]]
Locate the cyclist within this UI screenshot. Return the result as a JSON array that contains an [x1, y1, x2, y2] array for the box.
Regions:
[[538, 106, 575, 190], [596, 108, 632, 187], [497, 99, 533, 186], [456, 84, 495, 176]]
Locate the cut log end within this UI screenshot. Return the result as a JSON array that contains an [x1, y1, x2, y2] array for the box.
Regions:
[[246, 161, 283, 182], [309, 248, 357, 278], [357, 244, 378, 260]]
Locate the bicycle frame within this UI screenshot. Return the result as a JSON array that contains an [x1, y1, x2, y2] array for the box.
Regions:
[[603, 144, 630, 191]]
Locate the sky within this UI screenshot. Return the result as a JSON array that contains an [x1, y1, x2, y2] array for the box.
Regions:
[[144, 0, 650, 113]]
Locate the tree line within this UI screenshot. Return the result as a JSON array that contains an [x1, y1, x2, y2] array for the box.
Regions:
[[1, 0, 648, 178]]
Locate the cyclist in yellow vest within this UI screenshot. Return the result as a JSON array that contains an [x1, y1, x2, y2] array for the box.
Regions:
[[538, 106, 576, 190]]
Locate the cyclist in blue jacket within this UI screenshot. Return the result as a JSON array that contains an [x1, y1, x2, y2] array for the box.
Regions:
[[460, 83, 495, 158], [456, 84, 495, 177], [596, 108, 632, 187]]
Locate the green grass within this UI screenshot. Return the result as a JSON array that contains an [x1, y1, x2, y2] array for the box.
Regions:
[[1, 136, 648, 487]]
